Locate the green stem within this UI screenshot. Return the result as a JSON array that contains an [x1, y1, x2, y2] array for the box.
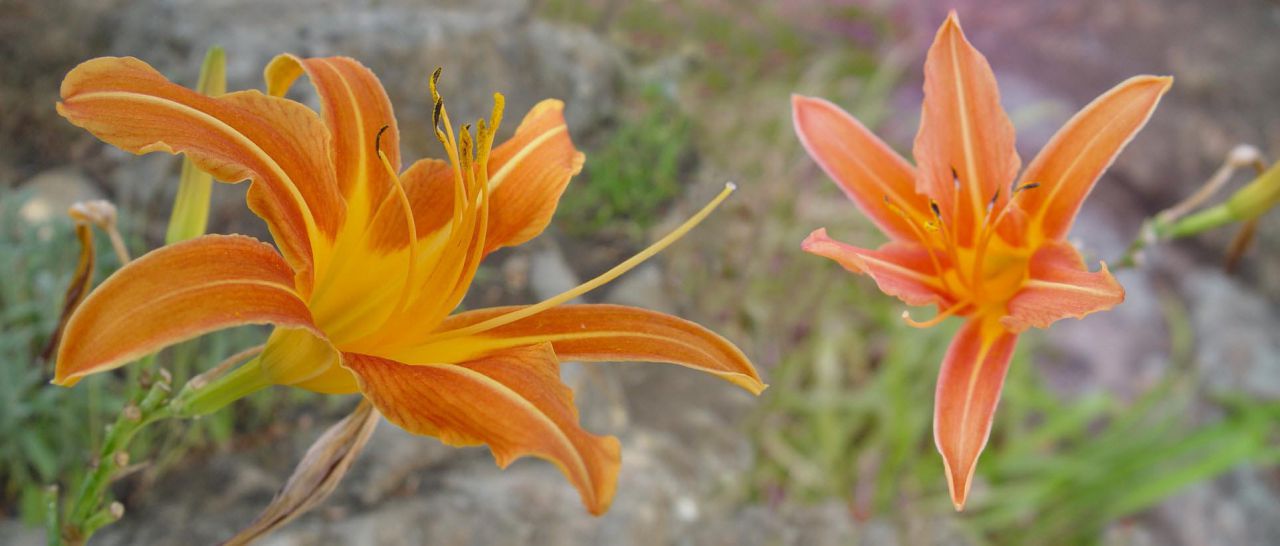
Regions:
[[53, 352, 268, 543], [44, 486, 61, 546], [64, 378, 174, 542], [171, 357, 272, 418]]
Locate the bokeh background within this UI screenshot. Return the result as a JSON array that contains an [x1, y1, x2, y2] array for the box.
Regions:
[[3, 0, 1279, 544]]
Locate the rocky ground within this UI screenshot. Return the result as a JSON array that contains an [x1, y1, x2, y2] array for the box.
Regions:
[[2, 0, 1278, 544]]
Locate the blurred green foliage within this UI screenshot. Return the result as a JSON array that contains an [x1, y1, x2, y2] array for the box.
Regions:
[[539, 2, 1280, 543], [0, 191, 317, 525], [556, 85, 691, 239], [750, 281, 1279, 544]]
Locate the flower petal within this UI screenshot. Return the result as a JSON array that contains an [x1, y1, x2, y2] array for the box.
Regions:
[[57, 57, 342, 293], [366, 158, 455, 251], [258, 327, 352, 392], [1017, 75, 1172, 240], [792, 94, 929, 242], [54, 235, 318, 386], [801, 228, 953, 307], [934, 317, 1018, 511], [344, 344, 621, 515], [265, 55, 400, 224], [1000, 241, 1124, 333], [913, 12, 1020, 244], [483, 99, 585, 254], [399, 304, 765, 395]]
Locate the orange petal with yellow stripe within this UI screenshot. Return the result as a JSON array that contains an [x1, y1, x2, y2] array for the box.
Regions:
[[801, 228, 952, 307], [792, 94, 929, 242], [57, 56, 341, 292], [912, 11, 1020, 244], [54, 235, 318, 386], [1017, 75, 1172, 240], [1000, 241, 1124, 333], [934, 318, 1018, 510], [367, 158, 454, 251], [265, 55, 400, 222], [483, 99, 585, 254], [344, 344, 621, 515], [415, 304, 765, 395]]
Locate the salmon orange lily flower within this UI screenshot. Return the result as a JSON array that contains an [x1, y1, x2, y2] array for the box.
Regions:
[[53, 54, 763, 515], [793, 12, 1170, 510]]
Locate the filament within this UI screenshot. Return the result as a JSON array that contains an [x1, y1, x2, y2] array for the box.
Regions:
[[422, 182, 738, 343]]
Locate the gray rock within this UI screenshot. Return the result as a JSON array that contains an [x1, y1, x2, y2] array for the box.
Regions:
[[529, 239, 585, 303], [15, 167, 101, 227], [1182, 270, 1280, 399], [605, 264, 678, 315]]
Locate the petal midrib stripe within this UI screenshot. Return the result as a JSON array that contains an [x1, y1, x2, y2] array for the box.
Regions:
[[1023, 277, 1116, 298], [77, 278, 304, 360], [428, 362, 598, 506], [488, 125, 568, 190], [70, 91, 321, 235]]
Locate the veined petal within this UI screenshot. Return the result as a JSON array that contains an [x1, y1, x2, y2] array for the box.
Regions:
[[344, 344, 621, 515], [54, 235, 318, 386], [913, 12, 1020, 244], [934, 317, 1018, 511], [265, 55, 400, 224], [801, 228, 953, 307], [1017, 75, 1172, 241], [394, 304, 765, 395], [483, 99, 585, 254], [57, 57, 342, 294], [1000, 241, 1124, 333], [367, 158, 454, 251], [792, 94, 930, 242]]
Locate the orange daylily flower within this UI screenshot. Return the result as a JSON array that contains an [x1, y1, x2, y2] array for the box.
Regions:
[[53, 54, 764, 515], [793, 12, 1170, 510]]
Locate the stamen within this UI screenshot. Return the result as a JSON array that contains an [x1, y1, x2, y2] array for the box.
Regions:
[[901, 299, 969, 329], [375, 127, 420, 297], [969, 182, 1042, 297], [928, 198, 968, 289], [883, 194, 948, 284], [422, 182, 739, 343]]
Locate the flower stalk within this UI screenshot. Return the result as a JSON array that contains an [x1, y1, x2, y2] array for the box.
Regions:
[[60, 371, 174, 546], [1116, 144, 1278, 269]]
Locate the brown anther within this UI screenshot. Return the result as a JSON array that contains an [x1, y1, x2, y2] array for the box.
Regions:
[[375, 125, 390, 153], [113, 451, 130, 468], [930, 200, 943, 218]]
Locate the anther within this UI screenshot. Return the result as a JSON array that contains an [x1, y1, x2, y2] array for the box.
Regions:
[[374, 125, 390, 152], [930, 200, 942, 218]]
